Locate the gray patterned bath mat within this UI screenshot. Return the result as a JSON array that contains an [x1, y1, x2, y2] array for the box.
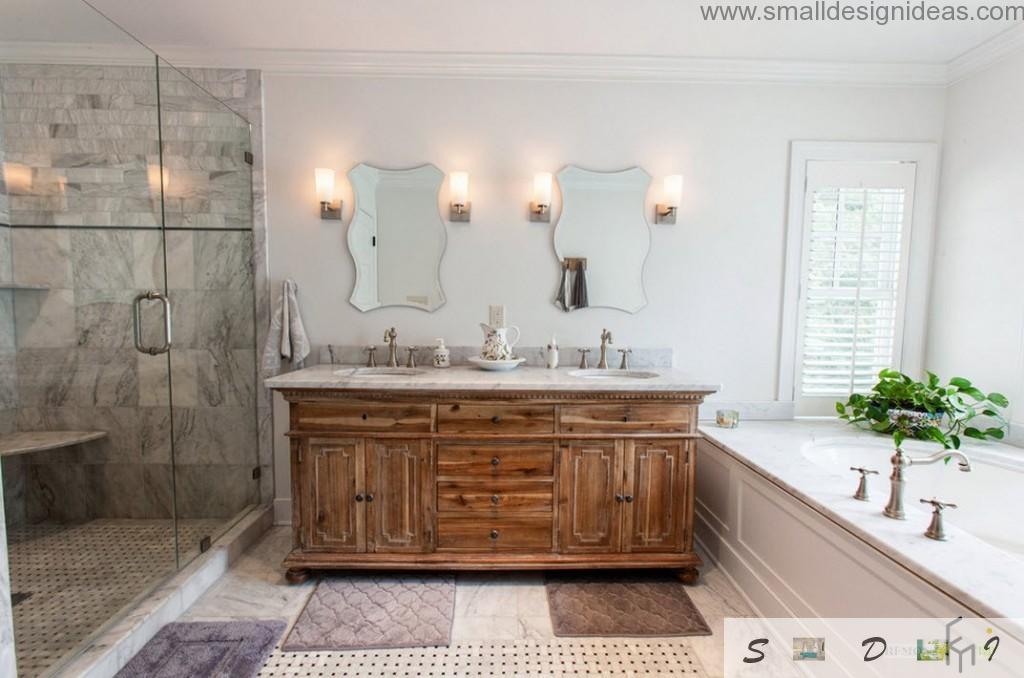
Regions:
[[115, 620, 285, 678], [283, 574, 456, 651], [545, 572, 712, 637]]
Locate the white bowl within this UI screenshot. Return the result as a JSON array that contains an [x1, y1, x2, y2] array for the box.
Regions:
[[467, 356, 526, 371]]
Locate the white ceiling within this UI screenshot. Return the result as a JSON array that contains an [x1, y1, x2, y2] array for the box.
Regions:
[[3, 0, 1021, 65]]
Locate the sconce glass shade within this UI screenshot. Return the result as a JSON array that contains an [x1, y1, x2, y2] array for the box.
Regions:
[[314, 167, 335, 203], [449, 171, 469, 206], [533, 172, 552, 206], [663, 174, 683, 208]]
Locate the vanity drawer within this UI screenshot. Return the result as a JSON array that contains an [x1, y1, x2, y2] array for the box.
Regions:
[[292, 401, 433, 433], [437, 479, 553, 512], [436, 443, 554, 478], [437, 515, 554, 551], [560, 404, 693, 434], [437, 404, 554, 434]]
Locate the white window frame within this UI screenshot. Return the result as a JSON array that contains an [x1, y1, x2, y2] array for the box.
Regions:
[[778, 142, 939, 414]]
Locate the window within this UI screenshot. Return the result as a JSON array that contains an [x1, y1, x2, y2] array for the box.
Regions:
[[779, 143, 936, 417]]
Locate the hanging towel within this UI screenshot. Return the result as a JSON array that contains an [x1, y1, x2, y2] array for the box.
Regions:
[[261, 279, 311, 376], [572, 264, 589, 309], [555, 261, 571, 312]]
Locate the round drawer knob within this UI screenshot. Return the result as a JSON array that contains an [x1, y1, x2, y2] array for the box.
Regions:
[[491, 494, 501, 505], [624, 495, 634, 503], [490, 529, 499, 540], [615, 494, 624, 503], [355, 494, 364, 503], [490, 457, 500, 466], [622, 416, 630, 422], [365, 494, 374, 503], [361, 413, 368, 420], [491, 415, 502, 424]]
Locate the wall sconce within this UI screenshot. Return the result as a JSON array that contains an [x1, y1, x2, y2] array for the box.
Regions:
[[655, 174, 683, 224], [315, 167, 341, 220], [449, 171, 471, 222], [530, 172, 552, 222]]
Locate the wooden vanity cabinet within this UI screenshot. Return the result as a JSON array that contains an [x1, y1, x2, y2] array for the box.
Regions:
[[297, 437, 433, 555], [559, 439, 692, 554], [280, 391, 704, 584]]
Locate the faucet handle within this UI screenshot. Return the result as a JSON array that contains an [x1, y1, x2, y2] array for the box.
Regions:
[[577, 348, 591, 370], [617, 348, 632, 370], [920, 497, 957, 512], [849, 466, 878, 501], [365, 345, 377, 367], [406, 346, 418, 368], [921, 497, 957, 541]]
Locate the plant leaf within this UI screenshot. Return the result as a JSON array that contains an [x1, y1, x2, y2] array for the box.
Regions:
[[989, 393, 1010, 408]]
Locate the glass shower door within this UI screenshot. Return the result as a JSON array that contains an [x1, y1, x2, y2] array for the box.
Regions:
[[155, 59, 260, 566]]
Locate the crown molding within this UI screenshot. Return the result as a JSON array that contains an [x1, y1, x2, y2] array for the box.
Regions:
[[0, 41, 949, 86], [5, 34, 1023, 86], [946, 22, 1024, 84]]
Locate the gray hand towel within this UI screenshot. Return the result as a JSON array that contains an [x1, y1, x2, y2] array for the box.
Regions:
[[261, 279, 311, 376]]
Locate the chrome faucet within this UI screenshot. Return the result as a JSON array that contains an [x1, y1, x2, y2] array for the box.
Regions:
[[597, 329, 613, 369], [883, 448, 971, 520], [383, 327, 399, 367]]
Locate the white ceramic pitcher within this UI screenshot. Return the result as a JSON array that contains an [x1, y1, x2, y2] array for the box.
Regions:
[[479, 323, 521, 361]]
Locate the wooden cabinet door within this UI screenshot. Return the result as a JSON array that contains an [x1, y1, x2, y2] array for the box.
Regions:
[[304, 438, 365, 552], [558, 440, 623, 553], [365, 439, 434, 553], [621, 440, 689, 553]]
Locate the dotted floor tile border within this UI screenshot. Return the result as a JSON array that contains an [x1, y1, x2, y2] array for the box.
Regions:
[[8, 518, 225, 678], [259, 639, 707, 677]]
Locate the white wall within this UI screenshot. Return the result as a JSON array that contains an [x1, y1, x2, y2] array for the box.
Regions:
[[926, 49, 1024, 436], [263, 75, 945, 508]]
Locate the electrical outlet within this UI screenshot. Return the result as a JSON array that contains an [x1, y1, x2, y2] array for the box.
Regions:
[[489, 305, 506, 327]]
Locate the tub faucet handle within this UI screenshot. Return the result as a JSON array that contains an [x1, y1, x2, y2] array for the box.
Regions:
[[920, 497, 957, 541], [849, 466, 879, 502]]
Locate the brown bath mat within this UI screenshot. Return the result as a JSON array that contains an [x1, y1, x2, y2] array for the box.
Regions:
[[545, 572, 712, 637], [283, 574, 455, 651]]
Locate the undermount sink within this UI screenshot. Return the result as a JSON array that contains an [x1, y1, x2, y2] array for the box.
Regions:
[[568, 369, 659, 380], [343, 367, 425, 377]]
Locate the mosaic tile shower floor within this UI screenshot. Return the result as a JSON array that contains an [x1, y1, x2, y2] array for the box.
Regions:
[[8, 518, 224, 677]]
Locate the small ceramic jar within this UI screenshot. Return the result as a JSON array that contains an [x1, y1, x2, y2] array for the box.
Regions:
[[433, 338, 451, 368]]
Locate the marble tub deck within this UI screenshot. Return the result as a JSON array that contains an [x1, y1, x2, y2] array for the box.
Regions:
[[700, 419, 1024, 633], [181, 527, 753, 677], [265, 364, 719, 393]]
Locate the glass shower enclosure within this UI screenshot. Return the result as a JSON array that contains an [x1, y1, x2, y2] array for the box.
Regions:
[[0, 2, 263, 675]]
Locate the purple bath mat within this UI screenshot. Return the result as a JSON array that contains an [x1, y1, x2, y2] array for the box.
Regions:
[[115, 620, 285, 678], [284, 574, 456, 651]]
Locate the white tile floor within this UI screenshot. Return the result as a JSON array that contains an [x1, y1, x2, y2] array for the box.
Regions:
[[182, 527, 755, 677], [8, 518, 224, 677]]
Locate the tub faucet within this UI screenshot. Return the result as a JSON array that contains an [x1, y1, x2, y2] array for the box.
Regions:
[[883, 448, 971, 520], [597, 329, 613, 369], [383, 327, 399, 367]]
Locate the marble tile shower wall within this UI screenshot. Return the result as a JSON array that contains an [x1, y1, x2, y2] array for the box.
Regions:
[[0, 63, 252, 229], [0, 63, 271, 524], [8, 228, 258, 522]]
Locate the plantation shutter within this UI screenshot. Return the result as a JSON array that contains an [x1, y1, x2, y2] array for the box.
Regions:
[[795, 161, 917, 413]]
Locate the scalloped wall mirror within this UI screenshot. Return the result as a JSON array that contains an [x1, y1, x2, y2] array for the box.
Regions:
[[347, 163, 447, 312], [553, 165, 652, 313]]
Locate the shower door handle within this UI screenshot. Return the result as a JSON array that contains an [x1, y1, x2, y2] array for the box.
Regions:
[[132, 290, 173, 355]]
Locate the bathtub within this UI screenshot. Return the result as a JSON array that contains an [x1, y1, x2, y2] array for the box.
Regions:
[[802, 437, 1024, 557]]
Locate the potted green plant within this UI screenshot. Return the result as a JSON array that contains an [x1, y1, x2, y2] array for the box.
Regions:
[[836, 369, 1009, 450]]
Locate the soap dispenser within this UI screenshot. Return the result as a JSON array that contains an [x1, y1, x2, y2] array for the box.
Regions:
[[545, 335, 559, 369], [433, 338, 451, 368]]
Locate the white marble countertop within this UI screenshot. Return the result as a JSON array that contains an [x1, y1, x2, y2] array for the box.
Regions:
[[699, 419, 1024, 624], [264, 364, 720, 393]]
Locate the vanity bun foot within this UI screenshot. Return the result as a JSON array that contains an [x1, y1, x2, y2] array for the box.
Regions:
[[285, 567, 311, 584], [677, 567, 700, 585]]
